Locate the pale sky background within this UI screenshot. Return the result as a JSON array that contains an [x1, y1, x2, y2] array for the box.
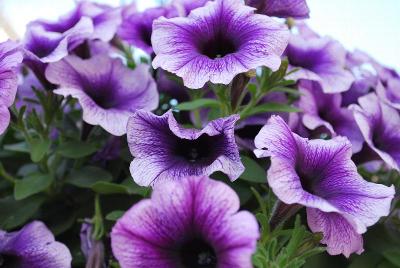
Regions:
[[0, 0, 399, 71]]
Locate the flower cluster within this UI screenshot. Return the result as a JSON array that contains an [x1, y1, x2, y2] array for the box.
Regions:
[[0, 0, 398, 267]]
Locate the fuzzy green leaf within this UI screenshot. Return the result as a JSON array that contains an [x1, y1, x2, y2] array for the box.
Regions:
[[106, 210, 125, 221], [66, 166, 113, 188], [246, 103, 300, 117], [240, 156, 266, 183], [57, 141, 98, 158], [14, 173, 52, 200], [30, 138, 51, 162], [0, 195, 45, 230], [175, 98, 220, 111]]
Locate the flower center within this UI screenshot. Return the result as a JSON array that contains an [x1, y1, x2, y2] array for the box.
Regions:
[[0, 253, 19, 267], [179, 238, 217, 268], [198, 33, 237, 59], [82, 82, 119, 109], [139, 25, 152, 46], [174, 134, 223, 164], [295, 165, 317, 195]]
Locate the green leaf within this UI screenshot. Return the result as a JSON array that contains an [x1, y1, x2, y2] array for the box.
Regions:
[[270, 87, 301, 96], [106, 210, 125, 221], [66, 166, 113, 188], [247, 83, 258, 97], [91, 180, 149, 196], [57, 141, 98, 158], [382, 248, 400, 267], [30, 138, 51, 162], [240, 156, 266, 183], [91, 182, 129, 195], [0, 195, 45, 229], [121, 179, 149, 196], [246, 103, 300, 117], [4, 142, 30, 153], [14, 173, 53, 200], [17, 164, 39, 176], [175, 98, 220, 111]]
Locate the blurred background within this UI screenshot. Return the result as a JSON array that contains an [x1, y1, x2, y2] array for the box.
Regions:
[[0, 0, 399, 70]]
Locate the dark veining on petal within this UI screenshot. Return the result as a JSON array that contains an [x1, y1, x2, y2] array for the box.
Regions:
[[179, 238, 217, 268]]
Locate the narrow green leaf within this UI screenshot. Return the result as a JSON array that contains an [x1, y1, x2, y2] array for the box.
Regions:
[[66, 166, 113, 188], [240, 156, 266, 183], [246, 103, 300, 117], [247, 83, 258, 96], [270, 87, 301, 96], [121, 179, 149, 196], [57, 141, 98, 158], [175, 98, 220, 111], [14, 173, 52, 200], [30, 138, 51, 162], [91, 182, 130, 195], [382, 248, 400, 267], [4, 142, 30, 153], [106, 210, 125, 221]]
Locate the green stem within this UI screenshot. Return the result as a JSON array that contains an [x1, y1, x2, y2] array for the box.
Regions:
[[0, 163, 16, 184], [92, 194, 104, 240]]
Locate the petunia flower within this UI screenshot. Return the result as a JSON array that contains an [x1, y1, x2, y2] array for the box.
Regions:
[[254, 115, 394, 257], [351, 92, 400, 170], [297, 81, 363, 152], [376, 77, 400, 110], [45, 55, 158, 136], [111, 175, 259, 268], [0, 40, 23, 135], [286, 35, 354, 93], [80, 220, 106, 268], [127, 110, 244, 186], [246, 0, 310, 18], [152, 0, 289, 89], [24, 1, 121, 63], [118, 5, 178, 55], [341, 50, 379, 106], [171, 0, 209, 16], [0, 221, 72, 268]]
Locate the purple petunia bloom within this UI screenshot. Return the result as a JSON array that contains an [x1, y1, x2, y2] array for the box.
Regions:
[[127, 110, 244, 186], [172, 0, 209, 16], [254, 116, 395, 257], [286, 35, 354, 93], [45, 55, 158, 136], [341, 50, 379, 106], [118, 5, 178, 54], [0, 221, 72, 268], [0, 40, 23, 135], [24, 1, 121, 64], [80, 220, 106, 268], [297, 81, 363, 152], [376, 77, 400, 110], [351, 92, 400, 170], [152, 0, 289, 89], [111, 175, 259, 268], [246, 0, 310, 18]]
